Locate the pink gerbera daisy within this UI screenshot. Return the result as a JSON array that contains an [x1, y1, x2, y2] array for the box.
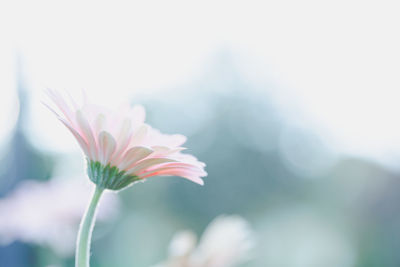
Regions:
[[44, 90, 206, 190]]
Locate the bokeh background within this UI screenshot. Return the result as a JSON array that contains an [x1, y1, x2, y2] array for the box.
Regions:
[[1, 0, 400, 266]]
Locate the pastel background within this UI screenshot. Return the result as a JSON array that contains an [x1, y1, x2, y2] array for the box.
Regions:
[[1, 0, 400, 266]]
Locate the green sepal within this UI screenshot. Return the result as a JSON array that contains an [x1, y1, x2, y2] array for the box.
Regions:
[[87, 160, 140, 190]]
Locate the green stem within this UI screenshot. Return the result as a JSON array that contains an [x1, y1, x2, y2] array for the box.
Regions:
[[76, 186, 104, 267]]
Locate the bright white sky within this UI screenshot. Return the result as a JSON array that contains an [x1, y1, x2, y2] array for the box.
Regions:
[[1, 0, 400, 169]]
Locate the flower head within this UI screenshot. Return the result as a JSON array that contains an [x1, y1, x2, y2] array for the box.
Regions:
[[44, 90, 206, 190]]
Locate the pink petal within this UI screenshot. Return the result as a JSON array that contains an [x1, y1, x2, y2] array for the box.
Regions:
[[163, 134, 187, 147], [126, 158, 176, 175], [117, 146, 153, 171], [111, 118, 133, 164], [145, 127, 187, 147], [142, 162, 207, 176], [151, 146, 186, 157], [58, 118, 90, 157], [140, 168, 204, 185], [76, 110, 98, 161], [98, 131, 116, 165], [94, 114, 106, 136], [174, 153, 206, 168], [45, 89, 75, 125], [129, 124, 149, 147]]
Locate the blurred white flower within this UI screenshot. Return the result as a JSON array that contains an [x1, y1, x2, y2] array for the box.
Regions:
[[0, 177, 119, 256], [155, 215, 254, 267]]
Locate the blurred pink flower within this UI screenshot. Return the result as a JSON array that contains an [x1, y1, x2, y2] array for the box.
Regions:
[[0, 177, 119, 256], [44, 90, 206, 189], [154, 215, 255, 267]]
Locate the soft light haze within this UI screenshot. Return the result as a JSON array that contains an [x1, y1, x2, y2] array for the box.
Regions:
[[1, 0, 400, 168]]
